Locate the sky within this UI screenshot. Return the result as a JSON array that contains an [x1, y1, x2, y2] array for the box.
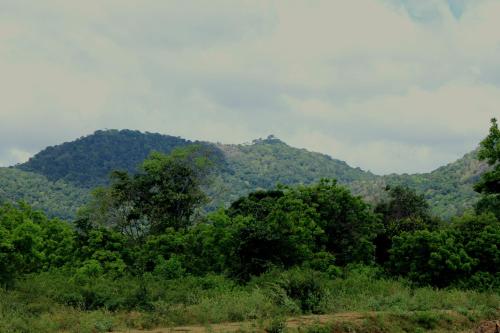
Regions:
[[0, 0, 498, 175]]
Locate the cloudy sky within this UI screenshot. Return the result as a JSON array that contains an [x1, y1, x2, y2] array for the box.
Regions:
[[0, 0, 498, 174]]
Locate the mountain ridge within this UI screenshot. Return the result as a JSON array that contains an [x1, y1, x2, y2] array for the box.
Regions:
[[0, 129, 486, 219]]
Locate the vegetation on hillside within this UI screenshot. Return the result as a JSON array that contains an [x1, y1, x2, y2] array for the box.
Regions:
[[0, 130, 487, 220], [350, 150, 486, 218], [0, 119, 498, 332], [18, 129, 194, 188], [0, 168, 89, 219]]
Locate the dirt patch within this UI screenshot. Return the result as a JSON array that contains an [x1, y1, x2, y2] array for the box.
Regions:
[[113, 312, 373, 333], [475, 320, 500, 333]]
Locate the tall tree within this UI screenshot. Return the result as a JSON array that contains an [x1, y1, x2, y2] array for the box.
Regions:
[[475, 118, 500, 218], [374, 185, 437, 264], [78, 146, 212, 240]]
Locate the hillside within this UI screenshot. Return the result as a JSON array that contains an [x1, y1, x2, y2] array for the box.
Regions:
[[0, 130, 487, 219], [349, 150, 486, 218], [0, 168, 89, 219], [18, 129, 194, 188], [210, 136, 377, 206]]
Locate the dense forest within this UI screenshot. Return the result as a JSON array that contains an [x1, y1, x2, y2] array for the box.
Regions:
[[0, 119, 499, 332], [0, 129, 488, 220]]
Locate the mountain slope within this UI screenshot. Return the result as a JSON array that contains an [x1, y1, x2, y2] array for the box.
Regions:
[[0, 168, 89, 219], [1, 130, 487, 219], [210, 136, 376, 206], [349, 150, 485, 218], [18, 129, 194, 188]]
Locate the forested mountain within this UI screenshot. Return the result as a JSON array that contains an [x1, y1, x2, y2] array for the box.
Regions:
[[18, 129, 194, 188], [210, 136, 377, 206], [0, 130, 486, 219]]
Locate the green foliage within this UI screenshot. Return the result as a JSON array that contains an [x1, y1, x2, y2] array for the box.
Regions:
[[215, 137, 376, 205], [0, 122, 499, 332], [222, 190, 323, 279], [79, 146, 211, 238], [477, 118, 500, 169], [452, 213, 500, 288], [265, 317, 286, 333], [73, 223, 130, 278], [1, 130, 490, 220], [389, 229, 474, 287], [186, 180, 376, 280], [0, 203, 75, 286], [474, 118, 500, 219], [1, 266, 499, 332], [476, 194, 500, 220], [374, 185, 439, 264], [389, 213, 500, 288], [18, 129, 194, 188], [375, 185, 433, 229], [0, 167, 89, 219], [294, 179, 379, 265], [254, 268, 330, 314]]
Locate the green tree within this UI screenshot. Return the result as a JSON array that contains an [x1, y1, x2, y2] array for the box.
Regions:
[[204, 180, 377, 280], [204, 190, 323, 280], [73, 220, 129, 277], [475, 118, 500, 218], [0, 203, 76, 286], [293, 179, 380, 265], [374, 185, 437, 264], [452, 213, 500, 288], [389, 229, 474, 287], [78, 146, 212, 240]]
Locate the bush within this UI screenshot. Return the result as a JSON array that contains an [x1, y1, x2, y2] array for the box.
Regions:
[[252, 268, 330, 314]]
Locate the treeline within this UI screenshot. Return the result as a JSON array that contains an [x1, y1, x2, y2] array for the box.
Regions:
[[1, 120, 499, 293]]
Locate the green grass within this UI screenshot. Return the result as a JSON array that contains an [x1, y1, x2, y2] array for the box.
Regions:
[[1, 267, 498, 332]]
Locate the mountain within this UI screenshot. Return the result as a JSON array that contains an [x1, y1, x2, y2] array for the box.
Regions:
[[0, 130, 486, 219], [17, 129, 194, 188], [211, 136, 377, 206]]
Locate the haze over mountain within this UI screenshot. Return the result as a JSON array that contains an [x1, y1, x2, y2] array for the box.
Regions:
[[0, 130, 486, 220]]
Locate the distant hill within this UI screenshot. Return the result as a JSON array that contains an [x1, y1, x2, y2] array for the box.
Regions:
[[211, 136, 377, 206], [18, 129, 194, 188], [349, 150, 486, 218], [0, 130, 486, 219]]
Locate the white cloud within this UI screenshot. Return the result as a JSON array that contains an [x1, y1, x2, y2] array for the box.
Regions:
[[0, 0, 499, 173]]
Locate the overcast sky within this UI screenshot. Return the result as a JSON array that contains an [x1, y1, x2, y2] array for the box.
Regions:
[[0, 0, 498, 174]]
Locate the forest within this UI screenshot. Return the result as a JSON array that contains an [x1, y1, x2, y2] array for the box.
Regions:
[[0, 119, 499, 333]]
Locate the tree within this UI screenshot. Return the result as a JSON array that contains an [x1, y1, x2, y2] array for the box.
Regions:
[[78, 146, 212, 240], [475, 118, 500, 218], [452, 213, 500, 288], [0, 203, 76, 286], [215, 180, 379, 280], [293, 179, 380, 266], [228, 194, 322, 279], [389, 229, 474, 287], [374, 185, 437, 264]]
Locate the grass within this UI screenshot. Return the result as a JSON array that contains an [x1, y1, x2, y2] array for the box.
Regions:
[[0, 267, 498, 332]]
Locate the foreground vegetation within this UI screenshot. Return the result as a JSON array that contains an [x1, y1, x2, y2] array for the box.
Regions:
[[0, 119, 499, 332], [1, 267, 499, 332]]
